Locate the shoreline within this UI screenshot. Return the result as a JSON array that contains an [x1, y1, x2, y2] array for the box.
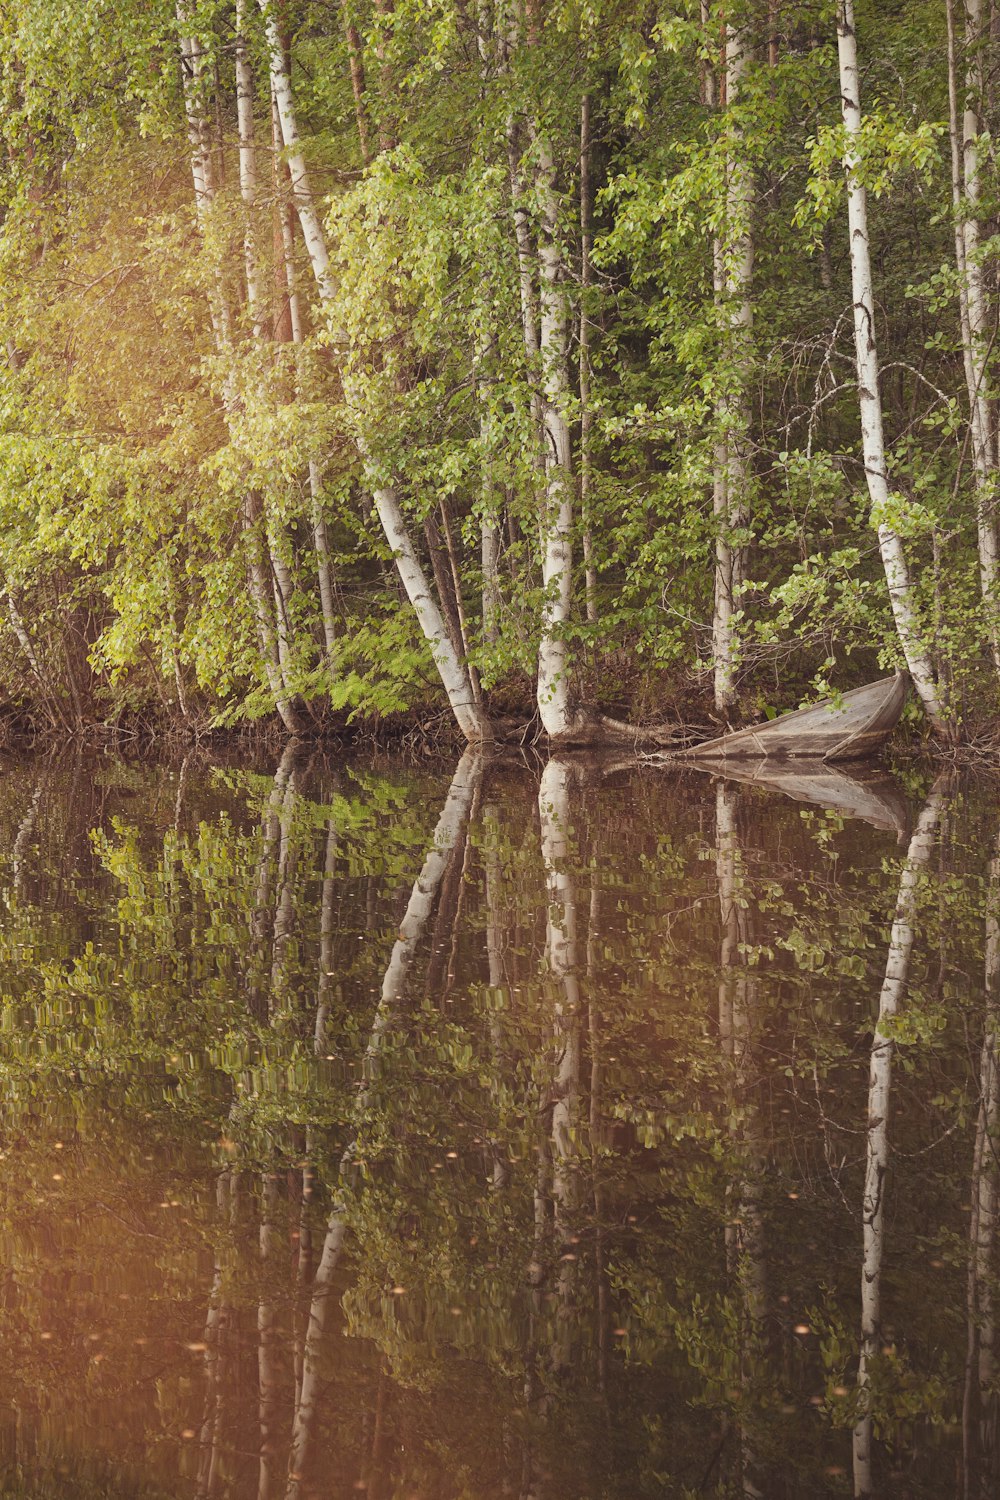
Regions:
[[3, 700, 1000, 768]]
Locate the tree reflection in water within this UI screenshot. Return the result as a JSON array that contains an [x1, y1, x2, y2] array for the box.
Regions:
[[0, 749, 995, 1496]]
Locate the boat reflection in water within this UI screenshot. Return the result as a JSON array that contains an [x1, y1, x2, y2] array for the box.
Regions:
[[0, 745, 994, 1496]]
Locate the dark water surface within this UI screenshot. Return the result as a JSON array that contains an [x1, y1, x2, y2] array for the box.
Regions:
[[0, 746, 996, 1498]]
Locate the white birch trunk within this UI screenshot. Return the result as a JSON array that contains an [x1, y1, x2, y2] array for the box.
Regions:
[[258, 10, 489, 740], [506, 121, 548, 528], [258, 0, 336, 304], [837, 0, 947, 734], [177, 16, 230, 350], [947, 0, 979, 420], [234, 21, 300, 691], [476, 332, 503, 647], [579, 94, 597, 625], [244, 492, 303, 732], [713, 23, 754, 716], [370, 484, 486, 741], [308, 462, 339, 665], [961, 0, 1000, 669], [533, 131, 576, 739], [235, 0, 264, 338], [481, 501, 502, 647], [853, 783, 946, 1498], [267, 82, 338, 666], [272, 89, 305, 346], [179, 6, 302, 731]]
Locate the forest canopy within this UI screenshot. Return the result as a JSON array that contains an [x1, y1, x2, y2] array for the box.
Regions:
[[0, 0, 995, 743]]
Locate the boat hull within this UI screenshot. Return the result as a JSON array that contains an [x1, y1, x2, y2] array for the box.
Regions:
[[676, 673, 908, 764]]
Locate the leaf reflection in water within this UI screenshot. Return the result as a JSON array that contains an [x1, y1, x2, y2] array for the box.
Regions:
[[0, 750, 991, 1497]]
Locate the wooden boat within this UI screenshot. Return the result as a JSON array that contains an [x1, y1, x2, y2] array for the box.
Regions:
[[674, 673, 908, 764]]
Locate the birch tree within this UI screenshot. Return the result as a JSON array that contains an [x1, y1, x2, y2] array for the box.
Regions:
[[257, 0, 491, 744], [945, 0, 1000, 674], [712, 14, 755, 717], [836, 0, 948, 734], [531, 126, 578, 741], [177, 2, 304, 733]]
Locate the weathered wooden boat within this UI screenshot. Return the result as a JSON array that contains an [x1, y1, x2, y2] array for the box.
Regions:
[[674, 673, 908, 764]]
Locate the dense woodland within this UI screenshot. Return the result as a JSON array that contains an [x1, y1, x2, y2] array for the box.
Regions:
[[1, 0, 998, 743]]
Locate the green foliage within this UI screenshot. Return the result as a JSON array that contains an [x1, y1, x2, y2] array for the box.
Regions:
[[0, 0, 994, 733]]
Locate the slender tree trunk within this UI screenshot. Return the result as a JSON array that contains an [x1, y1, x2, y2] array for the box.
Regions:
[[713, 21, 754, 716], [836, 0, 947, 734], [579, 94, 597, 625], [266, 87, 338, 670], [258, 2, 336, 304], [439, 499, 485, 713], [244, 492, 303, 732], [307, 466, 338, 669], [180, 4, 303, 732], [271, 92, 301, 346], [506, 122, 548, 524], [258, 7, 490, 742], [474, 329, 503, 650], [531, 126, 577, 739], [236, 19, 298, 685], [341, 4, 372, 164], [947, 0, 979, 421], [236, 1, 264, 338], [853, 782, 947, 1498], [481, 493, 502, 646], [957, 0, 1000, 669]]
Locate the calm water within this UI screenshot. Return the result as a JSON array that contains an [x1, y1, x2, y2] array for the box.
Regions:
[[0, 746, 996, 1498]]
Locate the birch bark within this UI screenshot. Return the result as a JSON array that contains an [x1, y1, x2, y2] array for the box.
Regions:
[[579, 94, 597, 625], [258, 1, 490, 741], [506, 120, 549, 530], [268, 79, 339, 667], [235, 1, 264, 338], [532, 127, 576, 738], [713, 21, 754, 716], [947, 0, 1000, 672], [836, 0, 947, 734], [179, 3, 304, 733]]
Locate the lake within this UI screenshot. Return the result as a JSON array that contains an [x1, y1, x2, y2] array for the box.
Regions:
[[0, 746, 993, 1498]]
